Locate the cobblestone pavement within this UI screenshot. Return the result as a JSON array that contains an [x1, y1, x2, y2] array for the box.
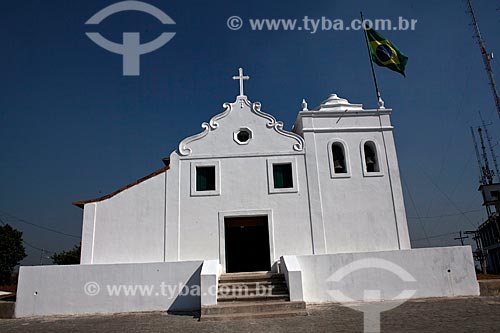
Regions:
[[1, 296, 499, 332]]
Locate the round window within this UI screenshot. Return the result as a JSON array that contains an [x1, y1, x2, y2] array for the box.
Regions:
[[237, 130, 250, 143], [234, 128, 253, 145]]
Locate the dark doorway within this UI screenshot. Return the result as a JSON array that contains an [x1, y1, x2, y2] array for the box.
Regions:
[[224, 216, 271, 273]]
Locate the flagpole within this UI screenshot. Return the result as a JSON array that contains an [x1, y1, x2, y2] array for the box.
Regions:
[[360, 12, 401, 249], [360, 11, 383, 107]]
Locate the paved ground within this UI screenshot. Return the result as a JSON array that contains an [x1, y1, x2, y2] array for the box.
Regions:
[[1, 296, 500, 332]]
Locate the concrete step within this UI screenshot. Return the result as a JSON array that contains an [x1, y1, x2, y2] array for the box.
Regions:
[[200, 309, 308, 321], [217, 284, 288, 295], [218, 287, 288, 296], [211, 271, 297, 320], [217, 288, 289, 297], [0, 301, 15, 319], [479, 279, 500, 296], [201, 300, 306, 316], [219, 272, 285, 284], [218, 280, 287, 288], [217, 294, 290, 303]]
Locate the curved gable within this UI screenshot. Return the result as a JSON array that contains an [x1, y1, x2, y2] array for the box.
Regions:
[[178, 95, 304, 158]]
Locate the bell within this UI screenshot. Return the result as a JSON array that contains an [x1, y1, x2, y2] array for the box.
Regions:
[[334, 160, 344, 170], [366, 156, 375, 165]]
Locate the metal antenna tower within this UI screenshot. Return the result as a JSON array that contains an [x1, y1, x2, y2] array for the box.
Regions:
[[466, 0, 500, 118], [479, 112, 500, 182], [471, 127, 486, 185], [478, 127, 494, 184]]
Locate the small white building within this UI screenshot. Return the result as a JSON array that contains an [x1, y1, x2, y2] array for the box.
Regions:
[[15, 69, 479, 317]]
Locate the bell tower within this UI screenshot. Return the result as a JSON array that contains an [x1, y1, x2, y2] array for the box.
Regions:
[[293, 93, 411, 254]]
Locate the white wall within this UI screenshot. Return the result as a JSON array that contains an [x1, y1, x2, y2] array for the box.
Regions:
[[78, 93, 413, 267], [309, 129, 401, 252], [200, 259, 220, 306], [81, 173, 166, 264], [293, 246, 479, 303], [280, 255, 304, 301], [165, 96, 313, 267], [16, 261, 202, 317], [294, 94, 411, 254], [173, 155, 313, 263]]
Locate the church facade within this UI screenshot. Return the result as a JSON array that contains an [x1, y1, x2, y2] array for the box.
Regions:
[[15, 69, 479, 318], [74, 68, 410, 271]]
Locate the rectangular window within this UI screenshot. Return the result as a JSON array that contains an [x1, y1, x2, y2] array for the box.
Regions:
[[196, 166, 216, 191], [266, 158, 298, 194], [273, 163, 293, 189]]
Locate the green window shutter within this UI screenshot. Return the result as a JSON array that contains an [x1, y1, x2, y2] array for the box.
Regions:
[[273, 164, 293, 189], [196, 166, 216, 191], [273, 166, 284, 188]]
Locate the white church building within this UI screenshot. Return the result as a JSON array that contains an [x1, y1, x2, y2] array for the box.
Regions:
[[74, 68, 410, 268], [15, 69, 479, 318]]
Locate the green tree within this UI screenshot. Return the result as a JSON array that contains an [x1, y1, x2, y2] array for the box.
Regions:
[[0, 224, 27, 285], [51, 244, 81, 265]]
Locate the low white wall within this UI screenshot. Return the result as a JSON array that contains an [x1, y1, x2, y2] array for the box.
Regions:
[[280, 256, 304, 301], [200, 260, 220, 307], [293, 246, 479, 303], [16, 261, 202, 317]]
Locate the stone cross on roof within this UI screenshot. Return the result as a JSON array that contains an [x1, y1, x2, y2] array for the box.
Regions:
[[232, 67, 249, 96]]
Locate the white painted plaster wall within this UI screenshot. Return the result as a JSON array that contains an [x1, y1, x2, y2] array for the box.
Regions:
[[312, 130, 401, 252], [280, 255, 304, 301], [80, 173, 166, 264], [80, 203, 96, 264], [78, 93, 411, 267], [165, 96, 313, 266], [294, 96, 411, 254], [293, 246, 479, 303], [175, 155, 312, 263], [15, 261, 202, 317], [200, 259, 220, 306]]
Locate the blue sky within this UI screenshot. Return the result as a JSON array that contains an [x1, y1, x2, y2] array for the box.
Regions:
[[1, 0, 499, 265]]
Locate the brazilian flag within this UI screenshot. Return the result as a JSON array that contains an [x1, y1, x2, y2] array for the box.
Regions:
[[366, 28, 408, 77]]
